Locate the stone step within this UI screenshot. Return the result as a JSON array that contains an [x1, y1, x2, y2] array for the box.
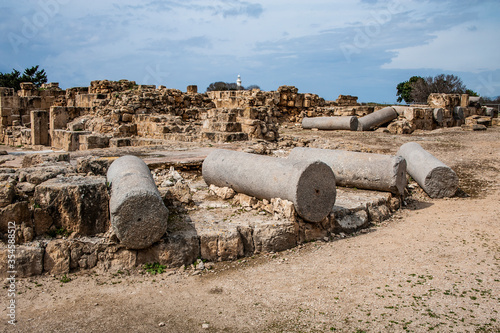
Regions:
[[204, 122, 242, 132], [201, 132, 248, 142], [0, 187, 399, 277]]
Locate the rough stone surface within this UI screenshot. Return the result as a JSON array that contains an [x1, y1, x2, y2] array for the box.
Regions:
[[17, 164, 75, 185], [202, 149, 336, 222], [0, 202, 32, 235], [209, 184, 236, 200], [0, 180, 15, 208], [397, 142, 458, 198], [97, 245, 137, 272], [288, 147, 407, 195], [34, 176, 109, 236], [44, 240, 70, 274], [0, 244, 44, 278], [137, 230, 199, 268], [107, 155, 169, 249]]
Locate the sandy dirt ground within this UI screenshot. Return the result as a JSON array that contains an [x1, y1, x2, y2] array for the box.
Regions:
[[2, 127, 499, 333]]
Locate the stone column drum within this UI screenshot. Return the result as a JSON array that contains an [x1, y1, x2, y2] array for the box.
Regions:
[[302, 116, 358, 131], [288, 147, 407, 195], [358, 106, 398, 131], [202, 149, 337, 222], [397, 142, 458, 198], [107, 155, 169, 249]]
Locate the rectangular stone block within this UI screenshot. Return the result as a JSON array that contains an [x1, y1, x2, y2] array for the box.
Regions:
[[51, 130, 91, 151], [30, 110, 49, 146], [34, 176, 109, 236], [0, 245, 44, 278], [80, 134, 111, 150]]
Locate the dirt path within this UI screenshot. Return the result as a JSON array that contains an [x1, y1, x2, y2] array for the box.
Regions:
[[2, 128, 500, 333]]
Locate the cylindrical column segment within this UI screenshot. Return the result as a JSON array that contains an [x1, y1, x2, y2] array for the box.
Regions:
[[288, 147, 407, 195], [107, 155, 169, 249], [302, 116, 358, 131], [397, 142, 458, 198], [202, 149, 336, 222], [358, 106, 398, 131]]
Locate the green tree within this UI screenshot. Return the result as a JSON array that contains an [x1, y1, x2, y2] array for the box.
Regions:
[[396, 76, 422, 103], [465, 89, 479, 97], [206, 81, 245, 92], [0, 65, 48, 91], [410, 74, 466, 103]]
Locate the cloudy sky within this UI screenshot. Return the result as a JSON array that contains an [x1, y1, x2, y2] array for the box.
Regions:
[[1, 0, 499, 102]]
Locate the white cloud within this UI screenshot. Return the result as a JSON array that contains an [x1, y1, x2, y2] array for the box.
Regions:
[[382, 20, 500, 72]]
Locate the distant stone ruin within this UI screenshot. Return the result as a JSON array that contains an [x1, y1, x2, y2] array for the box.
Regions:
[[1, 80, 494, 151]]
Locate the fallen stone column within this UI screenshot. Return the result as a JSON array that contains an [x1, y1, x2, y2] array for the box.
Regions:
[[288, 147, 407, 195], [202, 149, 336, 222], [107, 155, 169, 249], [397, 142, 458, 198], [358, 107, 398, 131], [433, 108, 444, 124], [302, 116, 358, 131]]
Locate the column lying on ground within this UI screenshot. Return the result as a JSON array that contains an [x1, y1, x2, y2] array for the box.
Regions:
[[288, 147, 407, 195], [397, 142, 458, 198], [107, 155, 169, 249], [358, 106, 398, 131], [202, 149, 336, 222], [302, 116, 358, 131]]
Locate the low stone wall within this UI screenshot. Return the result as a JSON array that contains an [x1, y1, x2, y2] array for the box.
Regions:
[[0, 153, 400, 277]]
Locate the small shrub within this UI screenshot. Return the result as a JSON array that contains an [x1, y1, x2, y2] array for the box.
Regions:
[[143, 262, 166, 275], [60, 274, 71, 283]]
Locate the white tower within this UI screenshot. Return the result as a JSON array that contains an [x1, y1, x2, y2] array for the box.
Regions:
[[236, 74, 242, 89]]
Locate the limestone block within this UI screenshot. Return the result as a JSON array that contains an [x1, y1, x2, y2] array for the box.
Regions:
[[0, 202, 32, 234], [137, 231, 199, 267], [387, 119, 414, 134], [0, 244, 44, 278], [34, 176, 109, 236], [33, 208, 53, 236], [367, 204, 391, 223], [253, 221, 298, 253], [30, 110, 49, 146], [17, 164, 75, 185], [122, 113, 133, 122], [209, 184, 236, 200], [79, 134, 111, 150], [97, 246, 137, 272], [21, 153, 70, 167], [0, 180, 15, 208], [44, 240, 70, 274]]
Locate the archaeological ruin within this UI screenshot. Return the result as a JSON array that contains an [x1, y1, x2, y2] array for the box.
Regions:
[[0, 79, 498, 278]]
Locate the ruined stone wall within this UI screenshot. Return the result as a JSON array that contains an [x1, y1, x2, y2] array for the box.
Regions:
[[2, 80, 495, 150]]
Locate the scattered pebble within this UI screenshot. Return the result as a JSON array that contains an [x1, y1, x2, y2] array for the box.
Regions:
[[159, 322, 166, 327], [202, 323, 210, 329]]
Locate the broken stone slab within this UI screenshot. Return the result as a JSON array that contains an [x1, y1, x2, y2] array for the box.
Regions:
[[17, 164, 75, 185], [288, 147, 407, 195], [0, 180, 15, 208], [0, 201, 32, 235], [137, 230, 200, 268], [397, 142, 458, 198], [107, 155, 169, 249], [34, 176, 109, 237], [202, 149, 336, 222], [358, 107, 398, 131], [0, 243, 44, 278], [44, 239, 70, 275], [302, 116, 358, 131]]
